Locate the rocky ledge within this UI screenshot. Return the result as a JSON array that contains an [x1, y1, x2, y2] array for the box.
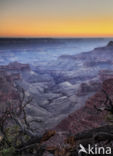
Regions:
[[43, 78, 113, 151]]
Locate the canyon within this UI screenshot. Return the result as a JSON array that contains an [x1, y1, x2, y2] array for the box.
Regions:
[[0, 41, 113, 131]]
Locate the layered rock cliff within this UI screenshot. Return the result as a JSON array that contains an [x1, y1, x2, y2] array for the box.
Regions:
[[44, 79, 113, 152]]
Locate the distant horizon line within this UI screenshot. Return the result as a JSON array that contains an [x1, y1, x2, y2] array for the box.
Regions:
[[0, 36, 113, 39]]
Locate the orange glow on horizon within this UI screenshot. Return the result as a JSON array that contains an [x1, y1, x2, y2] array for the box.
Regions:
[[1, 0, 113, 38], [1, 33, 113, 38], [0, 18, 113, 38]]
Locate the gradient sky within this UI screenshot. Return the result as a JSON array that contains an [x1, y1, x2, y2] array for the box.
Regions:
[[0, 0, 113, 37]]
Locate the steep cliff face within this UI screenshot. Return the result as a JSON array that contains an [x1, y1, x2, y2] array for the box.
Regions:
[[107, 41, 113, 47], [56, 79, 113, 134], [42, 79, 113, 153], [0, 62, 30, 111], [0, 72, 19, 112]]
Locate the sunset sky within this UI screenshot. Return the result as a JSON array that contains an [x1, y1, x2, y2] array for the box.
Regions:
[[0, 0, 113, 37]]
